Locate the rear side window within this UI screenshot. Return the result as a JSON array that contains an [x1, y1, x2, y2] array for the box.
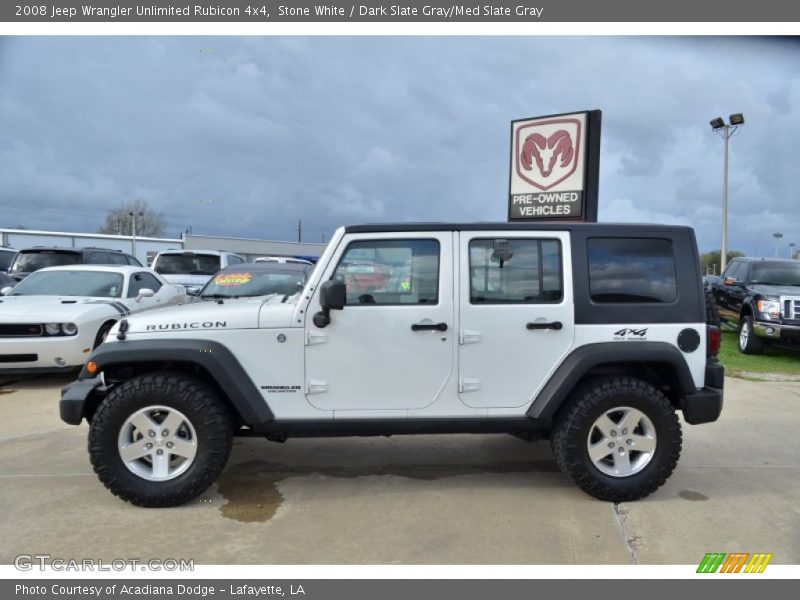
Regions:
[[588, 238, 677, 304], [332, 239, 440, 305], [11, 251, 81, 273], [107, 253, 128, 265], [0, 251, 15, 271], [86, 252, 110, 264], [469, 238, 562, 304]]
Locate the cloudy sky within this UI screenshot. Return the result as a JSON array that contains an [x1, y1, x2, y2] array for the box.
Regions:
[[0, 36, 798, 254]]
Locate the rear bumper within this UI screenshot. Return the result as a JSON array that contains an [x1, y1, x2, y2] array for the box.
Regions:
[[682, 360, 724, 425]]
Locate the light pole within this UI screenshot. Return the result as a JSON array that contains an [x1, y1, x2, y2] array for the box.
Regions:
[[790, 242, 796, 259], [773, 232, 783, 258], [710, 113, 744, 274], [129, 210, 143, 258]]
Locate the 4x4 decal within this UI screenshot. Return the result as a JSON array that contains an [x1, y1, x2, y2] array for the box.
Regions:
[[613, 328, 649, 341]]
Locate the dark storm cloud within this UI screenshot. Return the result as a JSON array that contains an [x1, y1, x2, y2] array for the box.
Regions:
[[0, 36, 798, 254]]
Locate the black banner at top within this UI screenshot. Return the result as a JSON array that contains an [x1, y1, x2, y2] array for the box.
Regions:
[[3, 0, 800, 22]]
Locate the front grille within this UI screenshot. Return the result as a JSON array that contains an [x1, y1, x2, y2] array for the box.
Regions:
[[0, 354, 38, 363], [783, 297, 800, 320], [0, 324, 42, 337]]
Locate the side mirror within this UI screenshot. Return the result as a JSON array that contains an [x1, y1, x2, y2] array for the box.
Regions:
[[136, 288, 155, 301], [313, 280, 346, 328], [0, 286, 12, 296]]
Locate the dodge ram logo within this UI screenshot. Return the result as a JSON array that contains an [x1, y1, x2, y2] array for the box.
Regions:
[[516, 118, 581, 190]]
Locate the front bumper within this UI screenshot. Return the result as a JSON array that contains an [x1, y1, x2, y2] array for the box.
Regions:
[[0, 331, 96, 372], [753, 321, 800, 342], [60, 376, 104, 425], [682, 360, 724, 425]]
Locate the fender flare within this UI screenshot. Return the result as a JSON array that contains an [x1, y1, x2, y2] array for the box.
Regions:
[[81, 338, 274, 426], [526, 342, 697, 419]]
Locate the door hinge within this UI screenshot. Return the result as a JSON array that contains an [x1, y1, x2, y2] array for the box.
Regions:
[[459, 330, 481, 344], [306, 380, 327, 394], [306, 331, 328, 346], [459, 378, 481, 393]]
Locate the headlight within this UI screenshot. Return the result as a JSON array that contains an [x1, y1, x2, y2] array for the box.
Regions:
[[62, 323, 78, 336], [44, 323, 61, 336], [757, 299, 781, 319]]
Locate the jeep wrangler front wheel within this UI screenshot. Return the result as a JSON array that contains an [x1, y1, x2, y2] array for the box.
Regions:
[[551, 376, 682, 502], [88, 372, 233, 507]]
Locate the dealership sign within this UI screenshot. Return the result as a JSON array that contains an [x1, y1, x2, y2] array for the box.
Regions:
[[508, 110, 601, 222]]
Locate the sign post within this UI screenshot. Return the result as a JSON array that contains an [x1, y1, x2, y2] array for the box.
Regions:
[[508, 109, 601, 222]]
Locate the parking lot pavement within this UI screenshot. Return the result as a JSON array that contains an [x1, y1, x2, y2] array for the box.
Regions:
[[0, 375, 798, 565]]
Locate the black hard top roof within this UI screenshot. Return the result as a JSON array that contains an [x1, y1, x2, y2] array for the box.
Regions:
[[344, 222, 694, 234]]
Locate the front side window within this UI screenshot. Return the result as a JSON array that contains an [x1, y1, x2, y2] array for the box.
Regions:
[[332, 239, 440, 305], [127, 272, 163, 297], [469, 238, 562, 304], [11, 270, 124, 298], [588, 238, 677, 304]]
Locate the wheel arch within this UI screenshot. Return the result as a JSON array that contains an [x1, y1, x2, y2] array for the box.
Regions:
[[527, 342, 696, 419], [80, 339, 273, 426]]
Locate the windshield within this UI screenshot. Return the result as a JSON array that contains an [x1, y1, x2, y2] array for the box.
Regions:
[[154, 254, 220, 276], [11, 270, 124, 298], [749, 262, 800, 287], [199, 269, 307, 299], [11, 251, 81, 273]]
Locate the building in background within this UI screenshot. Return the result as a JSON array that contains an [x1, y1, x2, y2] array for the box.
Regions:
[[0, 228, 326, 266]]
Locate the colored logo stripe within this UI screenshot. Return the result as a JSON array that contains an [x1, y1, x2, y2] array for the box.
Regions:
[[697, 553, 772, 573]]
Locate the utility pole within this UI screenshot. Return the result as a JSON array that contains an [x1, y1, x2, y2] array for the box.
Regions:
[[297, 219, 302, 243], [129, 210, 143, 258]]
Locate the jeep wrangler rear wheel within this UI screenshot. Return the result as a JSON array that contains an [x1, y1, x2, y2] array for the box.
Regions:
[[88, 372, 233, 507], [551, 376, 682, 502]]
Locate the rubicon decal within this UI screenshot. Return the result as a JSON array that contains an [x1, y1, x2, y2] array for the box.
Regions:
[[696, 552, 773, 574], [145, 322, 227, 331], [517, 121, 580, 190]]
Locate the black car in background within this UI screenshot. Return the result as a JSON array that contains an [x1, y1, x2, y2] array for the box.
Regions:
[[711, 257, 800, 354], [195, 262, 314, 301], [0, 271, 16, 291], [8, 247, 142, 282], [0, 247, 16, 273]]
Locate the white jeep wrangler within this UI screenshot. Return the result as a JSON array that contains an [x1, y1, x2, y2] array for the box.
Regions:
[[61, 223, 724, 506]]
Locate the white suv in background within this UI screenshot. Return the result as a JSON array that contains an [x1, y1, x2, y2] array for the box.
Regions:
[[254, 256, 314, 265], [151, 250, 244, 295]]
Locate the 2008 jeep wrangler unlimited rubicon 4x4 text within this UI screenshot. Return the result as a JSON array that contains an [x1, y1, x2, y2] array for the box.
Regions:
[[61, 223, 724, 506]]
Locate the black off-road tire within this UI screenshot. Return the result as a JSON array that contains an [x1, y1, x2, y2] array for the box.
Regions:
[[551, 376, 682, 502], [704, 290, 721, 329], [738, 315, 764, 355], [88, 372, 233, 507]]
